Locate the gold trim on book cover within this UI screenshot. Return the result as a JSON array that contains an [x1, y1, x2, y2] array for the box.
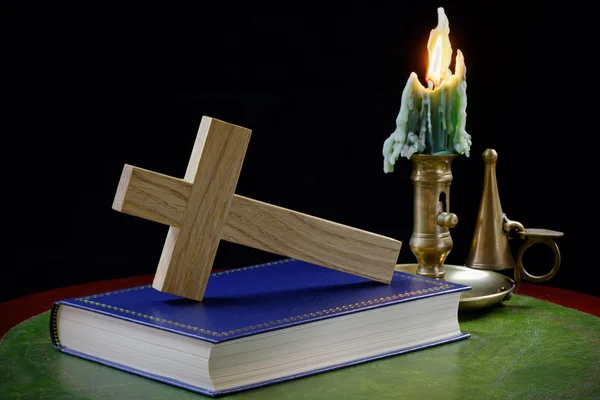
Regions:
[[72, 258, 455, 338]]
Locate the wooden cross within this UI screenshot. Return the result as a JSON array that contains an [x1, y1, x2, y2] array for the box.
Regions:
[[112, 116, 402, 301]]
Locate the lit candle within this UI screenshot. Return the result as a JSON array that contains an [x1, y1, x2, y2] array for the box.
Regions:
[[382, 7, 471, 173]]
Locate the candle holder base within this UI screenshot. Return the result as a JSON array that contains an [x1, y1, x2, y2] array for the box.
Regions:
[[395, 263, 515, 312]]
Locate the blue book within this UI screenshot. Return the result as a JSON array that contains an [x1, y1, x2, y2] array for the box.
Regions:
[[50, 258, 470, 397]]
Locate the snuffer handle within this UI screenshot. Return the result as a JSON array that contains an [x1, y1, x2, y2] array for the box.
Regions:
[[503, 214, 525, 235]]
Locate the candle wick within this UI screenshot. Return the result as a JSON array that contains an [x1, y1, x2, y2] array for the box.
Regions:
[[427, 80, 434, 90]]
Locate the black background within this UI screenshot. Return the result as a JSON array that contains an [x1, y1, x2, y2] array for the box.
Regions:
[[4, 1, 588, 303]]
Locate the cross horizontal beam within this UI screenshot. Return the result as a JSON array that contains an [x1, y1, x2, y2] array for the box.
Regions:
[[113, 164, 402, 284]]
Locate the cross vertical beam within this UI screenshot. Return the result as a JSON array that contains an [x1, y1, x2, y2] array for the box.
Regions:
[[153, 117, 251, 300]]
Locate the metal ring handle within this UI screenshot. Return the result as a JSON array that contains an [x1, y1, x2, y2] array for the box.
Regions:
[[516, 237, 561, 283]]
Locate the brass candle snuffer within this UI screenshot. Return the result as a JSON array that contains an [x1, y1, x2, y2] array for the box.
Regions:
[[461, 149, 564, 308], [395, 148, 564, 312]]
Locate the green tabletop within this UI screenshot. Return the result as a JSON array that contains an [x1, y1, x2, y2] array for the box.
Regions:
[[1, 295, 599, 400]]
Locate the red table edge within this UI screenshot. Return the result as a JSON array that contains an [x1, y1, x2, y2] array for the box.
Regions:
[[1, 274, 598, 340]]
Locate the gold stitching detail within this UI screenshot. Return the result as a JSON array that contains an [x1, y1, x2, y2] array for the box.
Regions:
[[74, 259, 457, 338], [210, 258, 294, 277], [50, 304, 61, 346]]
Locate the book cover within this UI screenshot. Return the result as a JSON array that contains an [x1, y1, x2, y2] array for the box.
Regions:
[[50, 258, 470, 396]]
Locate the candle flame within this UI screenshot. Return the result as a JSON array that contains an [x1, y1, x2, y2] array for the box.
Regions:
[[425, 7, 453, 88], [427, 36, 443, 87]]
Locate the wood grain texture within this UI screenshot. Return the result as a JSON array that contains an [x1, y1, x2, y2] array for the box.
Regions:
[[224, 196, 400, 283], [153, 117, 251, 301], [112, 165, 190, 227], [113, 168, 401, 284]]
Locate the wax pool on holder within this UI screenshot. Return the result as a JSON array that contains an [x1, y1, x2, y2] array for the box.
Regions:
[[383, 7, 472, 173]]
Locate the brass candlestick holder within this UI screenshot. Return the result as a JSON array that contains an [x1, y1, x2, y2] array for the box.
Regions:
[[397, 148, 564, 312], [409, 154, 459, 278]]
